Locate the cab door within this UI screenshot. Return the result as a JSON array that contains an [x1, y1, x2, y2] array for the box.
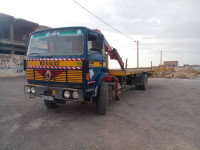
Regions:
[[87, 32, 106, 82]]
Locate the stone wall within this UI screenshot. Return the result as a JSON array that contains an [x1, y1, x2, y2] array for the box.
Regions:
[[0, 54, 25, 77]]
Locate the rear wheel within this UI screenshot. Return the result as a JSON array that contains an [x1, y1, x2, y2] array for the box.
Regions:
[[44, 100, 57, 108], [141, 74, 148, 90], [136, 74, 148, 90], [96, 82, 108, 115]]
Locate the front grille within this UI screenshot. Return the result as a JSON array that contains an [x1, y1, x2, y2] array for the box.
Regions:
[[55, 70, 66, 82], [26, 69, 82, 83], [68, 70, 83, 83], [26, 69, 34, 80], [35, 69, 43, 81]]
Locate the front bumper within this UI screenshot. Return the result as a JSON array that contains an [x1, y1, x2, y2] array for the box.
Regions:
[[24, 84, 84, 101]]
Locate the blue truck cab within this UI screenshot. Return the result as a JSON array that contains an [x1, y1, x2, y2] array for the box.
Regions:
[[24, 26, 112, 114]]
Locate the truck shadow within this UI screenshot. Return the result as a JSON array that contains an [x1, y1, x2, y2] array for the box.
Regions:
[[48, 102, 98, 117]]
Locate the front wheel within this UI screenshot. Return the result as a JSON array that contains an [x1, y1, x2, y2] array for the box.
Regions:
[[96, 82, 108, 115], [44, 100, 57, 109]]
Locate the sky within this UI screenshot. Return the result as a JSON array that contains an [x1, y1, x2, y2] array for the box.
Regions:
[[1, 0, 200, 68]]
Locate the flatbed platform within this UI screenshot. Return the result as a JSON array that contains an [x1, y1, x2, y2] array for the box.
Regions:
[[109, 68, 152, 76]]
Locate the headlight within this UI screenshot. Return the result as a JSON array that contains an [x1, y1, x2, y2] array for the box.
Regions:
[[31, 87, 35, 94], [27, 87, 31, 93], [72, 91, 78, 99], [64, 90, 70, 99]]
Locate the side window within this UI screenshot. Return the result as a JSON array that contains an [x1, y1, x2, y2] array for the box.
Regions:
[[88, 33, 103, 54], [88, 33, 98, 53]]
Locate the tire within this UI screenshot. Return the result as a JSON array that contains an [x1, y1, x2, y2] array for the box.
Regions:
[[140, 74, 148, 90], [44, 99, 56, 109], [96, 82, 108, 115]]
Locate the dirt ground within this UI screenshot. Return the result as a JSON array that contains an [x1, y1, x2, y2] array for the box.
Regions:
[[0, 77, 200, 150], [172, 67, 200, 79], [153, 66, 200, 79]]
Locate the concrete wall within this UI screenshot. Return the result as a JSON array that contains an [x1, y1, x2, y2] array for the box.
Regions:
[[164, 61, 178, 67], [0, 54, 25, 77], [0, 13, 39, 77]]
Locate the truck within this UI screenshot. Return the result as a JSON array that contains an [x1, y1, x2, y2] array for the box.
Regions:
[[24, 26, 148, 115]]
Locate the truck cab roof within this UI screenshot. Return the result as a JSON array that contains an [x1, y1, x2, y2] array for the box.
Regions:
[[32, 26, 104, 37]]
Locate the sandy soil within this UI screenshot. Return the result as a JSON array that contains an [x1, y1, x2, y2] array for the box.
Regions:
[[0, 77, 200, 150]]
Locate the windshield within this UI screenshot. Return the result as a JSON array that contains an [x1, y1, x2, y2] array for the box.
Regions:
[[27, 29, 84, 56]]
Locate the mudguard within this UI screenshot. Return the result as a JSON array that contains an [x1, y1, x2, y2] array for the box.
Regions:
[[93, 73, 109, 97]]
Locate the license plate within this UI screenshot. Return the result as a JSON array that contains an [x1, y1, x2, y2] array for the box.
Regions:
[[40, 95, 55, 101]]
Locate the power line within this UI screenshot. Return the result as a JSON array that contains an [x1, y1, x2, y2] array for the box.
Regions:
[[73, 0, 199, 55], [73, 0, 162, 52], [164, 51, 200, 53], [118, 43, 136, 48], [118, 41, 156, 50], [139, 42, 200, 54], [72, 0, 137, 42], [139, 41, 156, 51]]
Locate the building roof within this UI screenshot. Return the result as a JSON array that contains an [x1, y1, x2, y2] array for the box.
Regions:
[[0, 13, 14, 22], [164, 61, 178, 63], [0, 12, 39, 28]]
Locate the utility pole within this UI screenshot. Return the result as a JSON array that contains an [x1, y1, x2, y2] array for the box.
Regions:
[[137, 41, 139, 68], [160, 50, 162, 66]]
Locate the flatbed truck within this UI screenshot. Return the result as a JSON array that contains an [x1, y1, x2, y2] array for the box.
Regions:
[[24, 26, 149, 115]]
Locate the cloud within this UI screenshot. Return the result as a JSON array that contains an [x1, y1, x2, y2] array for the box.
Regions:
[[0, 0, 199, 66]]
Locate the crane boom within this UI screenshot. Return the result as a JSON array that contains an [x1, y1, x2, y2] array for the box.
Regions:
[[94, 29, 124, 70]]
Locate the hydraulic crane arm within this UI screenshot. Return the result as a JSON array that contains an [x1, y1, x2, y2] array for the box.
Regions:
[[94, 29, 124, 70], [104, 39, 124, 70]]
